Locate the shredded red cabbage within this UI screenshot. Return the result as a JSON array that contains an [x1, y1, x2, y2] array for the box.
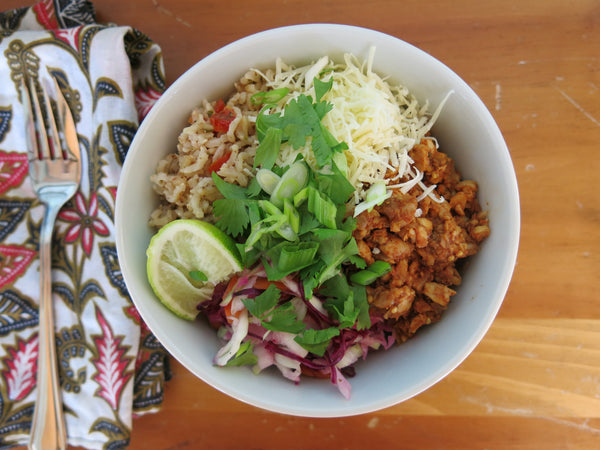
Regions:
[[197, 269, 395, 398]]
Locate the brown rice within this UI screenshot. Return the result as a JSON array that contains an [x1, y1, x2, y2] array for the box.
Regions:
[[149, 69, 271, 228]]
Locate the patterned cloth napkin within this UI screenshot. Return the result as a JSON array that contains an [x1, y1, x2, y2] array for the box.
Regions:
[[0, 1, 170, 448]]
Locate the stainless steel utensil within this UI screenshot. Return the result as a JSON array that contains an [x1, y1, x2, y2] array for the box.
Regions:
[[21, 76, 82, 450]]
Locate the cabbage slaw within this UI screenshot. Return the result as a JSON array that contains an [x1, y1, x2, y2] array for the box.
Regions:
[[198, 266, 395, 399]]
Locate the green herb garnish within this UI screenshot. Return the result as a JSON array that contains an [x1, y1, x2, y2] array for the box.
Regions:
[[294, 327, 340, 356], [189, 270, 208, 282], [253, 91, 348, 168], [212, 78, 371, 349], [242, 284, 305, 333], [224, 341, 259, 367], [350, 260, 392, 286]]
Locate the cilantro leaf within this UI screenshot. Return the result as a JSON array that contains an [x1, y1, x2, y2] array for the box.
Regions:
[[319, 273, 350, 298], [347, 254, 368, 269], [351, 283, 371, 330], [255, 92, 346, 168], [242, 283, 280, 318], [213, 198, 250, 237], [241, 284, 305, 334], [224, 341, 258, 367], [311, 131, 335, 168], [263, 302, 306, 333], [189, 270, 208, 282], [339, 215, 357, 233], [211, 173, 265, 239], [319, 274, 358, 327], [294, 327, 340, 356], [315, 236, 359, 285], [298, 211, 322, 235], [282, 95, 317, 149], [313, 229, 355, 265], [211, 172, 248, 199], [300, 259, 326, 298], [254, 127, 282, 170], [256, 105, 283, 141], [246, 177, 263, 198], [315, 162, 355, 204], [320, 122, 348, 151], [239, 244, 262, 268], [335, 296, 360, 328], [319, 274, 371, 330], [313, 77, 333, 102], [313, 100, 333, 121]]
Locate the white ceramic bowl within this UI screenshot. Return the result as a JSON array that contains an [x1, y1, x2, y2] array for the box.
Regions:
[[115, 24, 520, 417]]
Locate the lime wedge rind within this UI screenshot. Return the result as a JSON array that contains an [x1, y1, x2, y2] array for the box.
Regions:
[[146, 219, 242, 320]]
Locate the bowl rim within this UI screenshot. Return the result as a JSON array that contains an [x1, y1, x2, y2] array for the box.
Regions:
[[116, 23, 521, 417]]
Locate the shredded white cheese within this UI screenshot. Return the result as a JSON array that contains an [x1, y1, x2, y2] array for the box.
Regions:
[[252, 48, 451, 206]]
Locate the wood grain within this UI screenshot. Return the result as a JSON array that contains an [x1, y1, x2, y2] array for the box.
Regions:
[[3, 0, 600, 448]]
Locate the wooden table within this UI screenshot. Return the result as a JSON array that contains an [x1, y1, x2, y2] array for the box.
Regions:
[[5, 0, 600, 448]]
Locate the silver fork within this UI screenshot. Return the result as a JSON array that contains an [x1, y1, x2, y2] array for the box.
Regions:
[[21, 77, 81, 450]]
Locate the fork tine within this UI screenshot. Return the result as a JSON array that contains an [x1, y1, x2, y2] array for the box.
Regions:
[[27, 78, 52, 160], [40, 79, 62, 160], [19, 78, 39, 160], [51, 77, 80, 162]]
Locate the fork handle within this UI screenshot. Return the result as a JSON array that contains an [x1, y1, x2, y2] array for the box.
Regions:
[[29, 201, 67, 450]]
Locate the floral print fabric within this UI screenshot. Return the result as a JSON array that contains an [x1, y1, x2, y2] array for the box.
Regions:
[[0, 1, 169, 448]]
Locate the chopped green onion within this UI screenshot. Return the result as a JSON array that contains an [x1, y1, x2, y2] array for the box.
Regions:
[[368, 260, 392, 275], [349, 270, 380, 286], [353, 181, 392, 217], [259, 199, 282, 216], [283, 199, 300, 234], [275, 221, 297, 241], [294, 186, 338, 229], [293, 186, 308, 206], [270, 161, 309, 208], [245, 222, 267, 250], [256, 169, 281, 195], [350, 260, 392, 285], [366, 181, 388, 202], [251, 88, 289, 105], [278, 241, 319, 273], [332, 152, 348, 176], [309, 187, 337, 229]]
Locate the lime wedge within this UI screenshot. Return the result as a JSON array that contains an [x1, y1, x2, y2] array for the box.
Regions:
[[146, 219, 242, 320]]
